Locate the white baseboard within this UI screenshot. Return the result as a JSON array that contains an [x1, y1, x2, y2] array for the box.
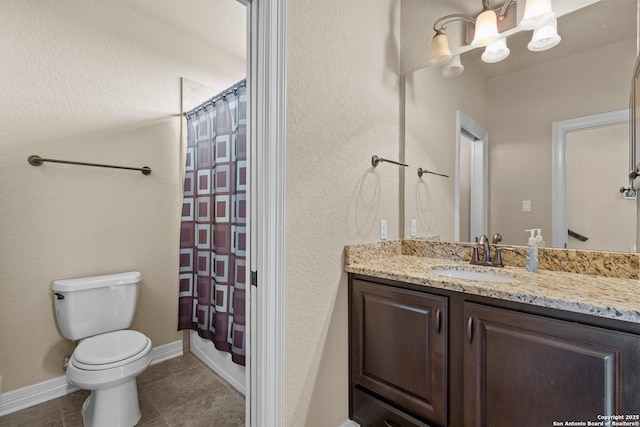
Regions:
[[150, 339, 184, 365], [338, 420, 360, 427], [0, 376, 79, 418], [0, 340, 182, 417]]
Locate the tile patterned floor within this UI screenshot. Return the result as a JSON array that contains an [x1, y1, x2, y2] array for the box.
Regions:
[[0, 353, 245, 427]]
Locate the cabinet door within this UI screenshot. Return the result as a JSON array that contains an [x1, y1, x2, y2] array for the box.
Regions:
[[463, 302, 640, 427], [351, 279, 447, 426]]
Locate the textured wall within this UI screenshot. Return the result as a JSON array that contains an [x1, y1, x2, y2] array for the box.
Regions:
[[489, 38, 636, 245], [285, 0, 401, 425], [404, 63, 489, 241], [0, 0, 245, 392], [566, 124, 635, 251], [402, 13, 635, 248]]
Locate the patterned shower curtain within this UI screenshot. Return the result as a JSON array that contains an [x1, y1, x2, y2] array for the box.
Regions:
[[178, 82, 247, 366]]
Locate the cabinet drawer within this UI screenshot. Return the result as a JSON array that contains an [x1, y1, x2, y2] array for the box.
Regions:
[[352, 388, 432, 427]]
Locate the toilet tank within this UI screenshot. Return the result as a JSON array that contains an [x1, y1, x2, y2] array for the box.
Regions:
[[52, 272, 142, 341]]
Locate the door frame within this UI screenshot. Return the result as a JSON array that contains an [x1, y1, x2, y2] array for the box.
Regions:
[[243, 0, 287, 425], [455, 111, 488, 242]]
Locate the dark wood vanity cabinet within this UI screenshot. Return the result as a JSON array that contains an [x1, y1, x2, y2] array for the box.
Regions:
[[350, 278, 448, 427], [349, 275, 640, 427], [463, 302, 640, 426]]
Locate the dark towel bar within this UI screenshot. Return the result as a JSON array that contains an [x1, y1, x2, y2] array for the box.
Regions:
[[371, 155, 408, 168], [417, 168, 449, 178], [28, 155, 151, 175]]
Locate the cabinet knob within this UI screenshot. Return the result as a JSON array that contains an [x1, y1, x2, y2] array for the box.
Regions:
[[435, 309, 442, 334], [384, 420, 401, 427], [467, 317, 474, 343]]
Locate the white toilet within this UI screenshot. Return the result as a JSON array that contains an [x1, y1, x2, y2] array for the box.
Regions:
[[52, 271, 152, 427]]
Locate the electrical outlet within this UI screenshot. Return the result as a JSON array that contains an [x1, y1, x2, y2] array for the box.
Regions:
[[522, 200, 532, 212], [410, 219, 417, 237], [380, 219, 388, 240]]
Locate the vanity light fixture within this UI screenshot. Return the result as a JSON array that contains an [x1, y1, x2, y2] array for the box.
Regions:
[[471, 2, 500, 47], [527, 16, 561, 51], [519, 0, 554, 30], [442, 55, 465, 78], [482, 37, 511, 63], [431, 29, 454, 66], [430, 0, 560, 77]]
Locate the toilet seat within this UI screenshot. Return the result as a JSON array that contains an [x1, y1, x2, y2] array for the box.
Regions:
[[72, 330, 151, 371]]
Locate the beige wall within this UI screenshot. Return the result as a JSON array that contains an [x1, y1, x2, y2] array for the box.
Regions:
[[285, 0, 401, 424], [489, 38, 636, 245], [10, 1, 632, 424], [404, 37, 635, 247], [404, 63, 488, 240], [566, 123, 636, 251], [0, 0, 245, 393]]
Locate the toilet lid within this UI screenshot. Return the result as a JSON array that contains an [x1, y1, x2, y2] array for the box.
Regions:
[[74, 330, 149, 366]]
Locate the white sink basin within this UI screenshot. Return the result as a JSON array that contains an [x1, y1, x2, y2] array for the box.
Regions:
[[432, 269, 519, 283]]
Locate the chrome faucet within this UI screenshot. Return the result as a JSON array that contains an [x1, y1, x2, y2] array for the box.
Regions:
[[474, 235, 491, 265], [470, 233, 513, 267]]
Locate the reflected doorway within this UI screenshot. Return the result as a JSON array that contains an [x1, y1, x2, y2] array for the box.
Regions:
[[459, 134, 472, 242], [552, 109, 637, 251], [455, 111, 488, 243], [566, 123, 637, 251]]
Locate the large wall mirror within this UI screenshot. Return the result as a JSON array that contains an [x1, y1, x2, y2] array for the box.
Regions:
[[404, 0, 638, 252]]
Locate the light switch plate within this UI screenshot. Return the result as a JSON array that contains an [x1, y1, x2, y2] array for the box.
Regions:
[[522, 200, 532, 212], [380, 219, 388, 240], [410, 219, 417, 237]]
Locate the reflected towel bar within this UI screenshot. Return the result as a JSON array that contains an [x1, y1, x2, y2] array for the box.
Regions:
[[371, 155, 408, 168], [417, 167, 449, 178], [28, 155, 152, 175]]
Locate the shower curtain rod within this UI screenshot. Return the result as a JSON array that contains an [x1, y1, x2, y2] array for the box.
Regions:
[[184, 79, 246, 118]]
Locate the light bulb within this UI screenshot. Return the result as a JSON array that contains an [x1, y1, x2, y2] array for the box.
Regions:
[[442, 55, 464, 78], [472, 8, 499, 47], [520, 0, 553, 30], [431, 31, 453, 65], [482, 38, 510, 63], [528, 16, 561, 51]]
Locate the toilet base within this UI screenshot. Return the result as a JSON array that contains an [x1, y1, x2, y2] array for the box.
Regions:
[[81, 378, 142, 427]]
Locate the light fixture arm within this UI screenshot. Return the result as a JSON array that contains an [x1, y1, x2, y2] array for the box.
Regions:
[[498, 0, 517, 20], [433, 14, 476, 33], [431, 0, 555, 77], [433, 0, 516, 33], [480, 0, 517, 19]]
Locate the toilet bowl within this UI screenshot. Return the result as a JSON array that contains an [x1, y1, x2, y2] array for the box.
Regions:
[[67, 331, 153, 427], [52, 272, 152, 427]]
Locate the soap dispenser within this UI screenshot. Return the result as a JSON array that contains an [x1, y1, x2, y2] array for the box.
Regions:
[[535, 229, 545, 247], [525, 229, 539, 273]]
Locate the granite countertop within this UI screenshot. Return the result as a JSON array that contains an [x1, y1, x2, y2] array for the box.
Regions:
[[345, 240, 640, 324]]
